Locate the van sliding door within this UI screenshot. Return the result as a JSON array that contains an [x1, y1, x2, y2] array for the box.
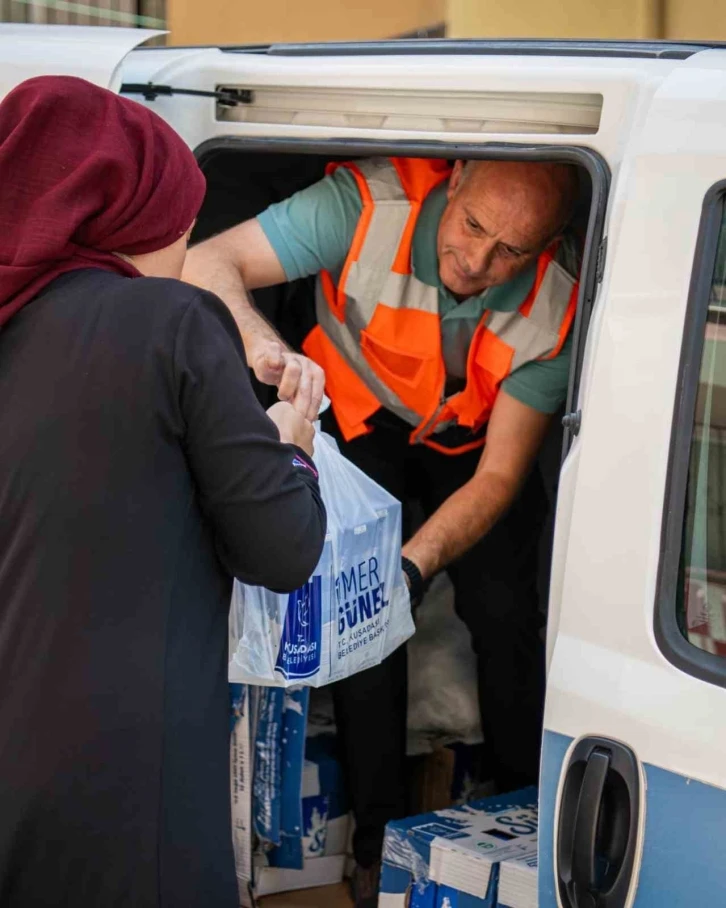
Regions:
[[541, 49, 726, 908]]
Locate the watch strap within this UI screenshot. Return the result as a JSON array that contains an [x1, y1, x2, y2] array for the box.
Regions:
[[401, 555, 425, 609]]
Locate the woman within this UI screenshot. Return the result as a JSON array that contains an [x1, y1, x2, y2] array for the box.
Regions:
[[0, 77, 326, 907]]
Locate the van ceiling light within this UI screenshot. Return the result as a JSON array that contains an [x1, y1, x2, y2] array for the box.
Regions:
[[215, 85, 602, 135]]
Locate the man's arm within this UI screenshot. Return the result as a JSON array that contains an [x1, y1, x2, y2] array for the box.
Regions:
[[402, 390, 552, 580], [176, 291, 326, 591], [183, 218, 325, 420]]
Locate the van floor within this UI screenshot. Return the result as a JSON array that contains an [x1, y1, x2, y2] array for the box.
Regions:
[[260, 883, 353, 907]]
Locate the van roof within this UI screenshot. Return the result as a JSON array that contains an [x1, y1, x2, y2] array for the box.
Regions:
[[211, 38, 725, 61]]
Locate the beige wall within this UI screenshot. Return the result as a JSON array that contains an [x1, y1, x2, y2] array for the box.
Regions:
[[448, 0, 726, 42], [169, 0, 444, 46], [665, 0, 726, 41], [168, 0, 726, 52]]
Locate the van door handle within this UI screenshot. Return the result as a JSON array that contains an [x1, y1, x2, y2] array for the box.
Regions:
[[556, 737, 642, 908], [571, 748, 610, 898]]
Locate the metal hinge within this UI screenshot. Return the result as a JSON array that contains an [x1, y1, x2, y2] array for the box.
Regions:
[[120, 83, 253, 107], [562, 409, 581, 436], [595, 235, 608, 284]]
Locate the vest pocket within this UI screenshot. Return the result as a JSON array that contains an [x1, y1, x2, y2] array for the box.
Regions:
[[359, 305, 444, 414], [360, 328, 427, 387], [360, 327, 445, 417]]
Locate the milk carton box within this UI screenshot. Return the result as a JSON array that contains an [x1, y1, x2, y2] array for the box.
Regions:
[[230, 685, 351, 905], [380, 788, 538, 908]]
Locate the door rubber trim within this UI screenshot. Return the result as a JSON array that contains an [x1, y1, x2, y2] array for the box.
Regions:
[[655, 180, 726, 688], [212, 38, 719, 60]]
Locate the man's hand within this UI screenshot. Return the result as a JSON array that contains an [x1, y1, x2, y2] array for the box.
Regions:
[[248, 338, 325, 422], [183, 220, 326, 421]]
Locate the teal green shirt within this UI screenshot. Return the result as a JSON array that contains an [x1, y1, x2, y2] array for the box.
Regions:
[[258, 167, 575, 414]]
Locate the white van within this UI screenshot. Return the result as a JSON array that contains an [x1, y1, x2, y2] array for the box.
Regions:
[[4, 24, 726, 907]]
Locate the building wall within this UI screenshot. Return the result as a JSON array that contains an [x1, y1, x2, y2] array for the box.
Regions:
[[448, 0, 726, 42], [168, 0, 444, 46], [665, 0, 726, 42], [167, 0, 726, 50], [0, 0, 164, 28]]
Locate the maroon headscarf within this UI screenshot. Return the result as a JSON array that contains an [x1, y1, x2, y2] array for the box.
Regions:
[[0, 75, 206, 328]]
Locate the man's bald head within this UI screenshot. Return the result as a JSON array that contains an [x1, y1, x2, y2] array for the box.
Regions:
[[459, 160, 579, 239], [436, 159, 579, 298]]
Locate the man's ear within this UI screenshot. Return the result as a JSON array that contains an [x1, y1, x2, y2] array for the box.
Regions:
[[447, 160, 466, 200]]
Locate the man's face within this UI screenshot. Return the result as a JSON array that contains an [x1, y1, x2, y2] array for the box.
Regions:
[[437, 161, 560, 298]]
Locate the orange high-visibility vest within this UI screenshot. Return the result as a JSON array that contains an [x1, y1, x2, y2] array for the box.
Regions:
[[302, 157, 579, 454]]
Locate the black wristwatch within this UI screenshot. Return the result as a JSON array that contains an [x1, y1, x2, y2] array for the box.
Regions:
[[401, 555, 425, 610]]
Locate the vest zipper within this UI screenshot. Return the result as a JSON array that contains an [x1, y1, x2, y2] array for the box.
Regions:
[[413, 318, 484, 445], [412, 395, 446, 444]]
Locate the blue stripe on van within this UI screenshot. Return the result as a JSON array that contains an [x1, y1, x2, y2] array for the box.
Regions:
[[539, 729, 726, 907]]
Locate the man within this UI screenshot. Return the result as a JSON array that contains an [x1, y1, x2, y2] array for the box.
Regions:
[[184, 156, 580, 907]]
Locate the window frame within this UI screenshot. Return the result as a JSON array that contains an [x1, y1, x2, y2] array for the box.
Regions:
[[656, 180, 726, 687]]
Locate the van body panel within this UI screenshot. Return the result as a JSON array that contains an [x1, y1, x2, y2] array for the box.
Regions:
[[120, 48, 677, 167], [540, 730, 726, 908], [0, 25, 161, 99], [545, 47, 726, 783], [542, 48, 726, 906]]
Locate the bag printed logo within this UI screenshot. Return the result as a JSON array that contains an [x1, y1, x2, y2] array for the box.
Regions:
[[335, 556, 390, 661], [275, 576, 322, 680]]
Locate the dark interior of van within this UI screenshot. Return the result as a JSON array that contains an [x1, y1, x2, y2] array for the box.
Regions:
[[192, 146, 592, 654]]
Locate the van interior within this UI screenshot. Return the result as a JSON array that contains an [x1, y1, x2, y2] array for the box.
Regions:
[[193, 147, 596, 799]]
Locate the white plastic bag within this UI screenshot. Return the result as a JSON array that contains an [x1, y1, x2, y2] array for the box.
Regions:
[[229, 430, 414, 687]]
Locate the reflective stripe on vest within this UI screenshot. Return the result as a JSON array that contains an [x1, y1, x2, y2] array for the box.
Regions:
[[302, 157, 579, 451]]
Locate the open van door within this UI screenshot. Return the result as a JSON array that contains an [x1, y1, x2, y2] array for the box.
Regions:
[[0, 24, 162, 99], [540, 49, 726, 908]]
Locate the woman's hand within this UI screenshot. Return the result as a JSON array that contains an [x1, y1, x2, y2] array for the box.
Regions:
[[266, 402, 315, 457]]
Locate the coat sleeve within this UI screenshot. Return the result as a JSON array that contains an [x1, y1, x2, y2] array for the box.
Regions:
[[174, 289, 326, 591]]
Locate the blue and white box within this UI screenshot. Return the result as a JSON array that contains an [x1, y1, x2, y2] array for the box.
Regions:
[[230, 684, 254, 905], [380, 787, 538, 908], [436, 884, 492, 907], [301, 733, 350, 859], [496, 849, 538, 908], [230, 685, 351, 905]]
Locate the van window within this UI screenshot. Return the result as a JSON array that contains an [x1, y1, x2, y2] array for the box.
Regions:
[[678, 208, 726, 658]]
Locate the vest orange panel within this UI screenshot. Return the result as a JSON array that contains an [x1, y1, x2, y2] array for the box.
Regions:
[[302, 325, 380, 440]]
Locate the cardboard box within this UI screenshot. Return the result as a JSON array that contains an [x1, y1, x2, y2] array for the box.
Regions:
[[379, 788, 538, 908], [230, 685, 351, 905], [496, 849, 538, 908], [436, 885, 490, 907], [230, 684, 254, 903], [254, 854, 348, 898]]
